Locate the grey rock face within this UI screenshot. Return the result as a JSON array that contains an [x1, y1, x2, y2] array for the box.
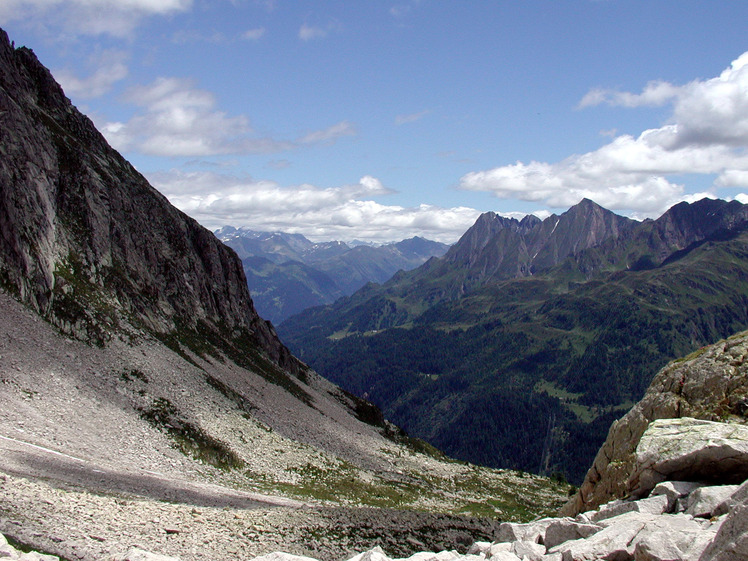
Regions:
[[629, 418, 748, 499], [543, 518, 602, 550], [685, 485, 741, 519], [562, 332, 748, 516], [0, 28, 300, 375], [699, 501, 748, 561]]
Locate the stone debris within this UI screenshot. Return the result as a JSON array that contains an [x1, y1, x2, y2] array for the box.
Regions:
[[245, 418, 748, 561], [241, 477, 747, 561], [0, 533, 59, 561]]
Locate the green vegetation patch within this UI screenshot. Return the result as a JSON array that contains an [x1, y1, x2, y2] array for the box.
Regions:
[[139, 397, 244, 470]]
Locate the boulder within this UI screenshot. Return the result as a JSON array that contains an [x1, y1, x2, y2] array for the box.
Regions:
[[551, 511, 654, 560], [509, 541, 545, 561], [467, 542, 492, 556], [496, 518, 556, 544], [698, 502, 748, 561], [543, 518, 602, 549], [633, 536, 684, 561], [489, 553, 521, 561], [346, 548, 391, 561], [651, 481, 702, 505], [713, 478, 748, 517], [551, 512, 705, 561], [685, 485, 740, 518], [628, 418, 748, 499], [592, 494, 671, 523]]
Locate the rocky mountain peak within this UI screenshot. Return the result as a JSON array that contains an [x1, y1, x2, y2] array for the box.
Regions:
[[0, 27, 300, 373]]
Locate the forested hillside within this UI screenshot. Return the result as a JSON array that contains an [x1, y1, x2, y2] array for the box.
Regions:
[[279, 199, 748, 483]]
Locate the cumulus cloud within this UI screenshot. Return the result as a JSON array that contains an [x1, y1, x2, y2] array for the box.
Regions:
[[100, 78, 355, 157], [55, 50, 129, 99], [0, 0, 192, 37], [150, 170, 480, 243], [100, 77, 283, 156], [579, 80, 681, 108], [461, 51, 748, 217]]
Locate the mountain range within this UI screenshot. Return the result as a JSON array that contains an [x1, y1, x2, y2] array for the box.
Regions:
[[0, 27, 571, 559], [3, 24, 748, 561], [279, 197, 748, 483], [216, 227, 449, 324]]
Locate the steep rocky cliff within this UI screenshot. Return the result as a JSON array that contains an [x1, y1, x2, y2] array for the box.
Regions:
[[562, 330, 748, 516], [0, 29, 299, 374]]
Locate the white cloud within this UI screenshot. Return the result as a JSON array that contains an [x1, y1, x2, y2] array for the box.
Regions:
[[99, 77, 357, 157], [55, 50, 128, 99], [150, 170, 479, 243], [298, 121, 357, 145], [716, 169, 748, 188], [242, 27, 266, 41], [395, 109, 430, 125], [299, 23, 328, 41], [100, 77, 289, 156], [579, 80, 681, 108], [0, 0, 192, 37], [461, 52, 748, 217]]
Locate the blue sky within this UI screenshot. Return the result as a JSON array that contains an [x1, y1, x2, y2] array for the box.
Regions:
[[3, 1, 748, 242]]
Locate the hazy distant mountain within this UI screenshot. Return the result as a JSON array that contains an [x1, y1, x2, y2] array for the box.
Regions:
[[279, 197, 748, 483], [217, 228, 450, 323]]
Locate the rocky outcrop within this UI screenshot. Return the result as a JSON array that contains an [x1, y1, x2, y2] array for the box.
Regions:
[[562, 331, 748, 516], [246, 478, 748, 561], [247, 417, 748, 561], [0, 28, 300, 374], [629, 418, 748, 498]]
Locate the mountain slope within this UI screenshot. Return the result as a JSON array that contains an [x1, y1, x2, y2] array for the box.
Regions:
[[279, 198, 748, 483], [562, 327, 748, 516], [0, 27, 570, 555], [219, 228, 449, 324]]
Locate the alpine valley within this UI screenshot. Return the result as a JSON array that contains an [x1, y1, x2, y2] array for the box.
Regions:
[[216, 228, 449, 325], [0, 28, 570, 561], [3, 23, 748, 561], [279, 197, 748, 484]]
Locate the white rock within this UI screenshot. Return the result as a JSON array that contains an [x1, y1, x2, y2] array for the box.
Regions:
[[592, 494, 671, 523], [509, 541, 545, 561], [713, 478, 748, 517], [346, 547, 391, 561], [651, 481, 702, 504], [468, 542, 493, 556], [543, 518, 601, 549], [629, 418, 748, 498], [433, 552, 461, 561], [488, 543, 513, 556], [108, 549, 181, 561], [18, 554, 59, 561], [685, 485, 740, 518], [489, 553, 521, 561], [633, 536, 683, 561], [497, 518, 557, 544], [698, 502, 748, 561], [551, 511, 704, 561]]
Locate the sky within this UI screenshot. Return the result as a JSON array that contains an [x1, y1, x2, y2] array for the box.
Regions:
[[2, 1, 748, 243]]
